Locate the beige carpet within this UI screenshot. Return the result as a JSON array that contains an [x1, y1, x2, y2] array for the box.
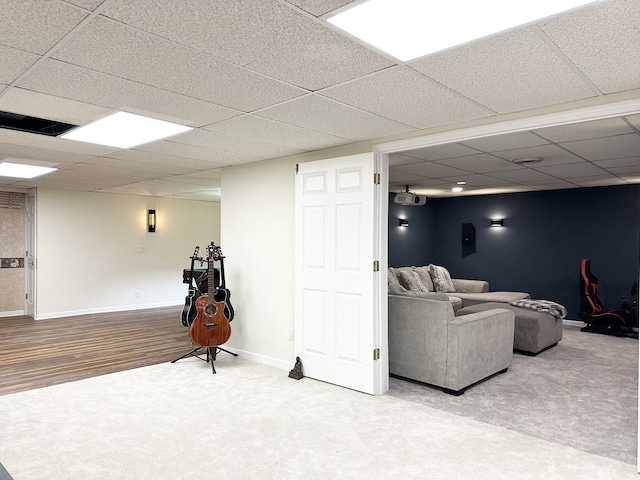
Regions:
[[389, 325, 639, 465], [0, 354, 637, 479]]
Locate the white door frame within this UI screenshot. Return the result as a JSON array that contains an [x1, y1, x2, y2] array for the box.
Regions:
[[24, 189, 36, 319], [372, 96, 640, 471]]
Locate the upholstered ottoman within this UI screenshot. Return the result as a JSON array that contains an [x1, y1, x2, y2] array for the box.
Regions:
[[456, 302, 563, 355]]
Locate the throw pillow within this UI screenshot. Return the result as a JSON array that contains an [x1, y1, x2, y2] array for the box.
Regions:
[[429, 264, 456, 293], [412, 266, 435, 292], [397, 269, 430, 293]]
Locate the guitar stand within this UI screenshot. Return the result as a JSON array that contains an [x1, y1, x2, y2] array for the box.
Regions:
[[170, 345, 238, 374]]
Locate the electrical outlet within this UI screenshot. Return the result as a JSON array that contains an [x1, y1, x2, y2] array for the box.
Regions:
[[287, 328, 294, 341], [135, 290, 140, 298]]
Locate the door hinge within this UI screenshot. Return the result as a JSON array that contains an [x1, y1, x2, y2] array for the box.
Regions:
[[374, 172, 380, 185], [295, 163, 299, 174], [373, 348, 380, 361], [25, 293, 28, 300], [373, 260, 379, 272]]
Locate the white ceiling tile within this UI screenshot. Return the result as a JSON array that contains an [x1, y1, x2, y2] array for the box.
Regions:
[[593, 157, 640, 169], [493, 144, 585, 166], [400, 143, 479, 161], [99, 183, 219, 200], [0, 46, 40, 84], [0, 88, 110, 125], [539, 0, 640, 94], [436, 154, 522, 174], [0, 140, 93, 166], [488, 169, 555, 182], [0, 0, 88, 54], [533, 117, 634, 143], [527, 179, 580, 190], [257, 95, 414, 141], [103, 0, 392, 91], [51, 17, 306, 112], [566, 176, 627, 187], [107, 149, 226, 171], [389, 153, 424, 167], [320, 67, 493, 129], [460, 131, 549, 152], [136, 139, 262, 166], [171, 129, 303, 160], [82, 157, 196, 176], [392, 162, 470, 179], [16, 60, 241, 126], [410, 27, 595, 114], [534, 162, 606, 178], [562, 133, 640, 161], [204, 115, 350, 151], [607, 165, 640, 176], [285, 0, 355, 16], [388, 171, 432, 184]]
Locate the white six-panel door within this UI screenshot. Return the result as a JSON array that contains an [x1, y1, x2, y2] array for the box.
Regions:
[[295, 153, 379, 394]]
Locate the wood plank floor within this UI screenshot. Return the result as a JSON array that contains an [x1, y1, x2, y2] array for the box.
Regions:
[[0, 306, 197, 396]]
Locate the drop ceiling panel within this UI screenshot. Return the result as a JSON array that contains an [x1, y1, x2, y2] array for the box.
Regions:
[[389, 153, 426, 167], [0, 46, 40, 84], [51, 17, 306, 112], [16, 60, 241, 127], [607, 165, 640, 176], [204, 115, 349, 151], [440, 173, 509, 187], [526, 179, 580, 190], [0, 88, 110, 125], [0, 128, 119, 156], [389, 170, 430, 184], [0, 1, 88, 54], [107, 149, 227, 171], [460, 131, 549, 152], [64, 163, 162, 183], [566, 175, 627, 187], [102, 0, 391, 91], [436, 153, 522, 174], [65, 0, 104, 10], [257, 95, 414, 140], [593, 157, 640, 169], [392, 162, 470, 179], [532, 117, 634, 143], [535, 162, 606, 178], [492, 144, 585, 166], [539, 0, 640, 94], [399, 143, 479, 162], [136, 140, 262, 166], [82, 157, 196, 176], [0, 141, 94, 166], [561, 134, 640, 161], [285, 0, 355, 16], [488, 169, 555, 183], [410, 27, 595, 114], [320, 67, 493, 129], [171, 129, 303, 159], [626, 114, 640, 130]]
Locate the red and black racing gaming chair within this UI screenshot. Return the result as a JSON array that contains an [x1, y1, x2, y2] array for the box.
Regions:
[[579, 258, 636, 336]]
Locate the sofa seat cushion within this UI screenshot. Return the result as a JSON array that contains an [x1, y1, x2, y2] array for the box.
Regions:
[[454, 291, 530, 308], [448, 295, 463, 312]]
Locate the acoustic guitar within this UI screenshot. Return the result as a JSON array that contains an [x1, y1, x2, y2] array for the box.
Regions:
[[212, 245, 234, 322], [189, 244, 232, 348], [181, 246, 200, 327]]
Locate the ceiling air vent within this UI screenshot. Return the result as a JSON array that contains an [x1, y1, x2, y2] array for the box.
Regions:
[[0, 192, 25, 209], [514, 157, 543, 166], [0, 110, 77, 137]]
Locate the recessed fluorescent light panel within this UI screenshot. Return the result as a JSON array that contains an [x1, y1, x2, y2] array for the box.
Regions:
[[327, 0, 600, 61], [0, 162, 57, 179], [61, 111, 192, 149]]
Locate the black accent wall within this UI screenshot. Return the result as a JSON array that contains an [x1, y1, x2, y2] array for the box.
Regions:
[[389, 185, 640, 318]]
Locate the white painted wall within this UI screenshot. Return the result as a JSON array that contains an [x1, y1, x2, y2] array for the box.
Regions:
[[35, 189, 219, 319]]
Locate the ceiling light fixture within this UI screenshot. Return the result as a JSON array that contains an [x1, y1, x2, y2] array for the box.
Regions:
[[61, 111, 192, 149], [514, 157, 543, 166], [327, 0, 600, 61], [451, 186, 464, 193], [0, 161, 57, 179], [457, 181, 467, 185]]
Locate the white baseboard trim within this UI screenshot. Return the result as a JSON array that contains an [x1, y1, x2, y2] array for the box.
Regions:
[[229, 348, 292, 372], [35, 301, 182, 320], [0, 310, 24, 318]]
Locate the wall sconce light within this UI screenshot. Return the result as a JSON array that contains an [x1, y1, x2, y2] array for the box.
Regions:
[[148, 209, 156, 232], [399, 218, 409, 227], [490, 219, 504, 227]]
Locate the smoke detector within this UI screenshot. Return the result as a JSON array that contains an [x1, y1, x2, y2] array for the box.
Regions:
[[514, 157, 543, 166]]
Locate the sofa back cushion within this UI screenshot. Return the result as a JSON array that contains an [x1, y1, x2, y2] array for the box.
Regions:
[[388, 268, 401, 286], [388, 283, 449, 301]]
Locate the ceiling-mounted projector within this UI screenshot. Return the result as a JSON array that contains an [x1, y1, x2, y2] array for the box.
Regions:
[[394, 186, 427, 206]]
